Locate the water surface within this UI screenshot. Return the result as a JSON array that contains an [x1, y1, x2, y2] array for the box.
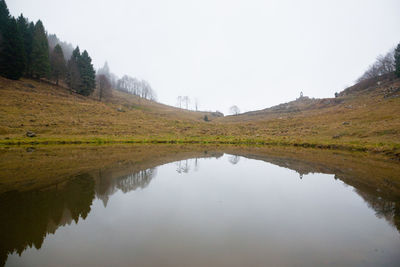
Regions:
[[1, 146, 399, 266]]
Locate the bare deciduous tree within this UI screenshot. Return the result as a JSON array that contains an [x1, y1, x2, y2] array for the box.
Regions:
[[182, 96, 190, 109], [98, 62, 118, 89], [177, 96, 191, 109], [139, 80, 156, 100], [177, 96, 182, 108], [116, 75, 156, 101], [357, 49, 395, 82], [229, 105, 240, 115], [97, 74, 112, 101]]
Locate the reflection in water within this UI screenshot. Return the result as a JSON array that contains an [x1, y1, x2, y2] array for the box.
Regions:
[[0, 147, 399, 266], [176, 160, 190, 173], [0, 167, 158, 266], [228, 155, 240, 165], [0, 174, 95, 266], [356, 188, 400, 232], [116, 168, 156, 193], [175, 157, 204, 174], [96, 168, 157, 207], [241, 153, 400, 234]]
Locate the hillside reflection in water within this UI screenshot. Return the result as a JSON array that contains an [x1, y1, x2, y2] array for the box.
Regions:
[[1, 147, 399, 267]]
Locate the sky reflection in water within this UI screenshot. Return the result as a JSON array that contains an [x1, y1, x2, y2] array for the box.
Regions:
[[2, 153, 400, 267]]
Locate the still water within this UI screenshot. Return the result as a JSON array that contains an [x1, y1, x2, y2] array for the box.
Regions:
[[1, 146, 400, 266]]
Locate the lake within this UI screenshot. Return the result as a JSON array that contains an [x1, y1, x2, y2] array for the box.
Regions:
[[1, 145, 399, 266]]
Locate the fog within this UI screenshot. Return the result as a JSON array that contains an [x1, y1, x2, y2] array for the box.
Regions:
[[8, 0, 400, 114]]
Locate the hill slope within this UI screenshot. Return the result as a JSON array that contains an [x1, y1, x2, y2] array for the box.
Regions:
[[0, 77, 223, 139], [0, 76, 399, 157], [218, 75, 400, 154]]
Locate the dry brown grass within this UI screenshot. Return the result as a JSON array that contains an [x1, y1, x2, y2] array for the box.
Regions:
[[0, 76, 399, 157], [216, 77, 400, 153], [0, 77, 222, 138]]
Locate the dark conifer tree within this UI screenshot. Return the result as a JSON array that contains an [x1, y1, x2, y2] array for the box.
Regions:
[[0, 0, 11, 77], [0, 16, 26, 80], [26, 22, 34, 76], [0, 0, 10, 76], [17, 14, 34, 76], [50, 44, 66, 85], [66, 46, 82, 93], [31, 20, 50, 79], [78, 50, 96, 96], [395, 43, 400, 78], [0, 0, 9, 32]]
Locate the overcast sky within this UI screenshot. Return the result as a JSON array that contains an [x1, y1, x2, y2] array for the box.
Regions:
[[8, 0, 400, 114]]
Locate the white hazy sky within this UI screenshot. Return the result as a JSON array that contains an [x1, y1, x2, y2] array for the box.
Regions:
[[8, 0, 400, 114]]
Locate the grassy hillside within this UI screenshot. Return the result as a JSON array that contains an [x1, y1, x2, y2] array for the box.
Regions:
[[0, 76, 400, 158], [218, 75, 400, 156], [0, 77, 223, 139]]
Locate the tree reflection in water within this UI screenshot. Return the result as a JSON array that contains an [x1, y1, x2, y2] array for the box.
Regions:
[[356, 189, 400, 232], [95, 168, 157, 207], [0, 174, 95, 266], [116, 168, 156, 193], [0, 149, 399, 266], [232, 152, 400, 234], [176, 160, 190, 173], [228, 155, 240, 165], [0, 167, 158, 265]]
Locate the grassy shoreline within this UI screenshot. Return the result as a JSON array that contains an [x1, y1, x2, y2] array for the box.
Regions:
[[1, 136, 399, 160]]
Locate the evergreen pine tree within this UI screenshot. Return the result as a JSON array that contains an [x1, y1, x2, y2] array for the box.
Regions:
[[395, 43, 400, 78], [0, 16, 26, 80], [50, 44, 66, 85], [0, 0, 9, 33], [79, 50, 96, 96], [0, 0, 10, 77], [0, 0, 12, 77], [66, 46, 82, 93], [31, 20, 50, 79], [26, 22, 34, 76], [17, 14, 34, 76]]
